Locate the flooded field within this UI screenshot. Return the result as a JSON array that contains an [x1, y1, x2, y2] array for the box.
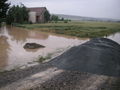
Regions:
[[0, 26, 88, 71], [106, 32, 120, 44], [0, 26, 120, 71]]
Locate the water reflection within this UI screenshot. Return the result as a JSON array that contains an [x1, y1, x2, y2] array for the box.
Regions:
[[0, 36, 9, 70], [1, 26, 119, 71], [7, 26, 49, 42], [0, 26, 88, 70], [107, 33, 120, 44]]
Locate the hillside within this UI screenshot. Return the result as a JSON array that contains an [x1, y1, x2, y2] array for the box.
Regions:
[[55, 14, 120, 22]]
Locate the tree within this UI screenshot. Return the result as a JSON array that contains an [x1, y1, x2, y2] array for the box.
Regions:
[[0, 0, 10, 23], [44, 10, 50, 22], [7, 4, 29, 24], [61, 17, 64, 21], [51, 15, 59, 22]]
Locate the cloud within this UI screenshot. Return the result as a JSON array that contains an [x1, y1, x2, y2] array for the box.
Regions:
[[8, 0, 120, 19]]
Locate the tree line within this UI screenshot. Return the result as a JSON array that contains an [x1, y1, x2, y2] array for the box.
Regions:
[[7, 4, 29, 24], [50, 15, 71, 23], [0, 0, 70, 25], [0, 0, 10, 24]]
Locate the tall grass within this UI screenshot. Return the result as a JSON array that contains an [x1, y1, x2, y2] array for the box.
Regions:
[[16, 21, 120, 38]]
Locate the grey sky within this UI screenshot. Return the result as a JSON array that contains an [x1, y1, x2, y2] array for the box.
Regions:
[[8, 0, 120, 19]]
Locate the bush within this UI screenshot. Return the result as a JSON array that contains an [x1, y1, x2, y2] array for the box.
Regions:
[[64, 20, 68, 23]]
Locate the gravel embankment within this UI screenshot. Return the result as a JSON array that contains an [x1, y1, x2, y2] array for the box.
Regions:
[[0, 63, 53, 88], [0, 63, 120, 90], [29, 71, 120, 90], [0, 38, 120, 90]]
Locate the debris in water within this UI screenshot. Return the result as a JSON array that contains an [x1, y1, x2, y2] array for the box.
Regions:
[[24, 43, 45, 49]]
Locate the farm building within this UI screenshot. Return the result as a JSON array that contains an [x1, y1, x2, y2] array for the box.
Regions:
[[28, 7, 47, 23]]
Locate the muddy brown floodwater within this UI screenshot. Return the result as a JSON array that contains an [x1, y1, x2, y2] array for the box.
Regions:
[[0, 26, 88, 71], [0, 26, 120, 71]]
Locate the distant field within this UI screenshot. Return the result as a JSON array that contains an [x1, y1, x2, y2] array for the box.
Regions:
[[16, 21, 120, 38]]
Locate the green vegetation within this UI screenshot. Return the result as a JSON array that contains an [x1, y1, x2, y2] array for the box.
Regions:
[[0, 0, 10, 24], [50, 15, 59, 23], [6, 4, 29, 24], [38, 53, 52, 63], [16, 21, 120, 38], [44, 10, 51, 22], [50, 15, 70, 23]]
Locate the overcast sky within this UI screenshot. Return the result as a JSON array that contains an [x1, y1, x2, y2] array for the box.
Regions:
[[8, 0, 120, 19]]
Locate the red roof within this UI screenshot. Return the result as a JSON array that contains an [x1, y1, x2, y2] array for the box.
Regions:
[[28, 7, 46, 15]]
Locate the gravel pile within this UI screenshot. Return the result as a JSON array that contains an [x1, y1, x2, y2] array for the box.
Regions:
[[51, 38, 120, 77]]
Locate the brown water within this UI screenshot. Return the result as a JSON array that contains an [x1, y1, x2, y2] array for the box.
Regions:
[[0, 26, 120, 71], [106, 32, 120, 44], [0, 26, 88, 71]]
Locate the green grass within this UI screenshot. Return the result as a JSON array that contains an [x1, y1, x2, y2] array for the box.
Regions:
[[15, 21, 120, 38], [37, 53, 52, 63]]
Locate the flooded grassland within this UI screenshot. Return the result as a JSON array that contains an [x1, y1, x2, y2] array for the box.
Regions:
[[0, 21, 120, 71], [0, 26, 88, 71]]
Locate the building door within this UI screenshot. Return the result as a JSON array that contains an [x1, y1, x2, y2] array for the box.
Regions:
[[36, 16, 39, 23]]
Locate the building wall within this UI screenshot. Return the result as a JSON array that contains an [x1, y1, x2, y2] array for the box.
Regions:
[[39, 9, 46, 23], [39, 13, 45, 23], [28, 12, 36, 23], [28, 7, 47, 23]]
